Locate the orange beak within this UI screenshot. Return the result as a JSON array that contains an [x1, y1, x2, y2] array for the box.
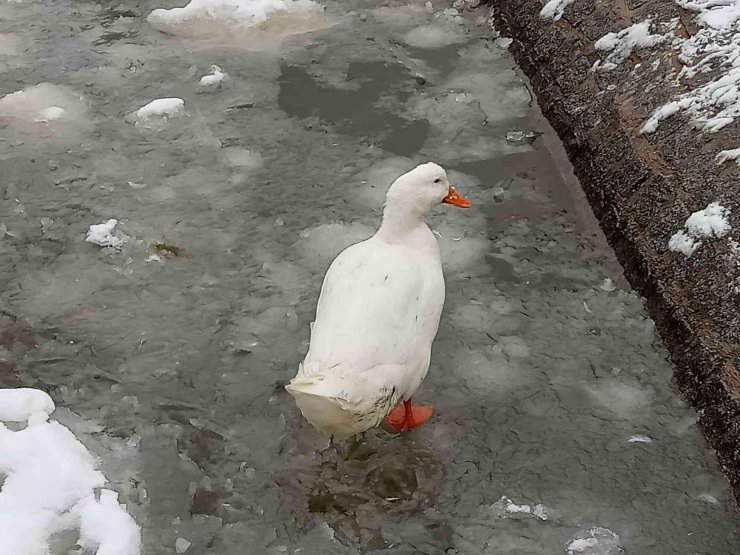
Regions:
[[442, 186, 471, 208]]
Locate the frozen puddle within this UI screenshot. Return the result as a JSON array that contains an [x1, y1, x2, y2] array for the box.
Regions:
[[1, 0, 739, 552], [0, 389, 140, 555], [0, 83, 89, 139]]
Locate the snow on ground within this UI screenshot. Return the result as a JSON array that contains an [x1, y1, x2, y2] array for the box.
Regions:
[[0, 389, 140, 555], [539, 0, 575, 22], [147, 0, 326, 42], [593, 21, 665, 71], [668, 202, 732, 256], [716, 147, 740, 165], [538, 0, 740, 140], [639, 2, 740, 134]]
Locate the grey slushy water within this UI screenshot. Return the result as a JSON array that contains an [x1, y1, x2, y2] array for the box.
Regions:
[[1, 0, 738, 553]]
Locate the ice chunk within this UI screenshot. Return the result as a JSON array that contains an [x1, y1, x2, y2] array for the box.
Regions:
[[490, 495, 550, 521], [627, 434, 653, 443], [696, 492, 720, 504], [595, 21, 665, 70], [540, 0, 575, 21], [200, 64, 229, 86], [600, 278, 616, 291], [668, 202, 731, 257], [134, 97, 185, 121], [495, 37, 513, 49], [147, 0, 326, 42], [566, 527, 622, 554], [402, 24, 466, 49], [0, 388, 55, 422], [506, 130, 541, 145], [86, 219, 126, 249]]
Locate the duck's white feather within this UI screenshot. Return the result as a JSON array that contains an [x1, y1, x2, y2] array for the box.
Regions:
[[286, 162, 455, 437]]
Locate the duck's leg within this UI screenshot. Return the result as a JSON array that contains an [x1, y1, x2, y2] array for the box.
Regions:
[[384, 399, 433, 431]]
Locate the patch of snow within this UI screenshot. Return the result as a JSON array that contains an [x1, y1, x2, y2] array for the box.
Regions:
[[668, 230, 699, 256], [73, 491, 141, 555], [643, 2, 740, 133], [685, 202, 732, 237], [678, 0, 740, 30], [0, 388, 55, 423], [86, 219, 126, 249], [669, 202, 731, 257], [147, 0, 324, 41], [640, 100, 681, 134], [716, 147, 740, 165], [566, 527, 622, 554], [540, 0, 575, 21], [200, 64, 228, 86], [0, 388, 140, 555], [594, 21, 665, 70]]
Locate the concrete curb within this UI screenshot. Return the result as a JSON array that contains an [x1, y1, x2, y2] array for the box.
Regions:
[[481, 0, 740, 500]]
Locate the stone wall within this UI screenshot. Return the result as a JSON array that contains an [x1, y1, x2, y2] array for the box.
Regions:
[[482, 0, 740, 499]]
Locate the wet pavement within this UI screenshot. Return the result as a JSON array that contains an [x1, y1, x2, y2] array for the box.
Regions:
[[0, 0, 738, 553]]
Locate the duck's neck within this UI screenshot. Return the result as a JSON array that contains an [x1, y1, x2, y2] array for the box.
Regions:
[[376, 202, 427, 242]]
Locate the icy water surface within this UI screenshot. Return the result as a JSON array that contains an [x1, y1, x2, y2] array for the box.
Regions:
[[1, 0, 739, 553]]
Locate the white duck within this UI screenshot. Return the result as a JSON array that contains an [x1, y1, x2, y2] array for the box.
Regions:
[[286, 162, 470, 437]]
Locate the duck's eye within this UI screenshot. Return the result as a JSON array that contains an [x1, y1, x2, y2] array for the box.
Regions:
[[434, 178, 441, 183]]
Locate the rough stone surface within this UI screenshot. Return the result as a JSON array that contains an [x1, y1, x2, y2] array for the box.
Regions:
[[483, 0, 740, 500]]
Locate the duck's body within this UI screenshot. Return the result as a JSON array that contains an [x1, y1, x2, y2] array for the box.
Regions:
[[286, 162, 470, 437]]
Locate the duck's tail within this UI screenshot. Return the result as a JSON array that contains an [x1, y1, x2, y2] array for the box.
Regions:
[[285, 362, 401, 438]]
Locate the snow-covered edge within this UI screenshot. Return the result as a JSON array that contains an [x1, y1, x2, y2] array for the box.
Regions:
[[0, 388, 141, 555]]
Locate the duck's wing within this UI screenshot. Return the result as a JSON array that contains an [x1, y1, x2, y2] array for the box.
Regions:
[[305, 238, 445, 371]]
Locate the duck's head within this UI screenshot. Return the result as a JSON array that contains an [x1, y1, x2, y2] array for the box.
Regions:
[[385, 162, 471, 217]]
